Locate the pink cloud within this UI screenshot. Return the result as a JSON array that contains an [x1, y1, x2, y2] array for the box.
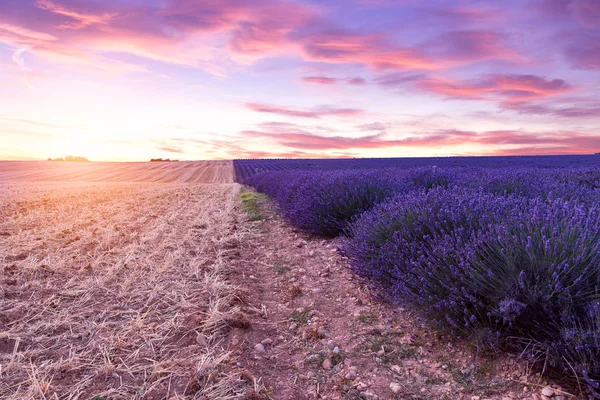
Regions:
[[426, 6, 502, 23], [228, 2, 316, 56], [501, 100, 600, 118], [477, 130, 600, 155], [163, 136, 356, 159], [36, 0, 116, 29], [302, 76, 338, 85], [347, 77, 366, 85], [246, 103, 364, 118], [357, 122, 388, 131], [293, 29, 437, 70], [235, 149, 355, 159], [424, 30, 519, 63], [241, 128, 476, 150], [157, 146, 185, 154], [0, 23, 58, 45], [302, 76, 368, 86], [377, 73, 573, 104]]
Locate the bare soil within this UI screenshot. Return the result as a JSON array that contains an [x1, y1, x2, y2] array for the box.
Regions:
[[0, 182, 255, 399]]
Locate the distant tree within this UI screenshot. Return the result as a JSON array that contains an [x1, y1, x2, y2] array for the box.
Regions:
[[150, 158, 179, 162]]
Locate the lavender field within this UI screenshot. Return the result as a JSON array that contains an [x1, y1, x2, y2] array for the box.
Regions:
[[234, 157, 600, 396]]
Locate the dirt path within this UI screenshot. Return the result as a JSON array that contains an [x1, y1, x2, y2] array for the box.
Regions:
[[227, 189, 574, 400]]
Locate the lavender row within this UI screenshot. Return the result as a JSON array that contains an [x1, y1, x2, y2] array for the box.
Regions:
[[240, 166, 600, 394], [243, 167, 600, 235], [234, 155, 600, 182], [341, 187, 600, 396]]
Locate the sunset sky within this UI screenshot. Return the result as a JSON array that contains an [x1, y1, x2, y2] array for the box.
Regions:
[[1, 0, 599, 161]]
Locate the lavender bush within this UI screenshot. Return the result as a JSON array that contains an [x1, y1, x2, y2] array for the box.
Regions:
[[250, 170, 413, 236], [244, 168, 463, 236], [341, 188, 600, 394]]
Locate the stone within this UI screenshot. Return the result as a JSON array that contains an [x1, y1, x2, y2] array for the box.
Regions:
[[261, 338, 273, 346], [554, 396, 565, 400], [254, 343, 265, 353], [345, 367, 357, 380], [541, 387, 554, 397], [317, 327, 329, 337], [326, 339, 336, 349], [333, 346, 341, 354], [471, 397, 481, 400], [390, 365, 402, 375], [389, 382, 402, 394], [322, 359, 333, 370]]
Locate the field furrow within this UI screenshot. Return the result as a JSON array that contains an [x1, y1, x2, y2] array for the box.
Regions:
[[0, 182, 251, 399]]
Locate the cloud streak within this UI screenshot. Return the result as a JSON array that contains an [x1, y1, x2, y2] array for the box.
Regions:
[[246, 103, 364, 118], [36, 0, 116, 29], [239, 125, 600, 155], [379, 73, 572, 102], [12, 47, 34, 89]]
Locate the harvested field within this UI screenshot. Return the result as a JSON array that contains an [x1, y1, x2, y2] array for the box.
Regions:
[[0, 182, 255, 399], [0, 161, 234, 183]]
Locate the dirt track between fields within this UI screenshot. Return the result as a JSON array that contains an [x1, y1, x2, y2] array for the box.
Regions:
[[226, 190, 575, 400]]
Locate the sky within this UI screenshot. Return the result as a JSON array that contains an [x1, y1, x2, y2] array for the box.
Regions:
[[0, 0, 599, 161]]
